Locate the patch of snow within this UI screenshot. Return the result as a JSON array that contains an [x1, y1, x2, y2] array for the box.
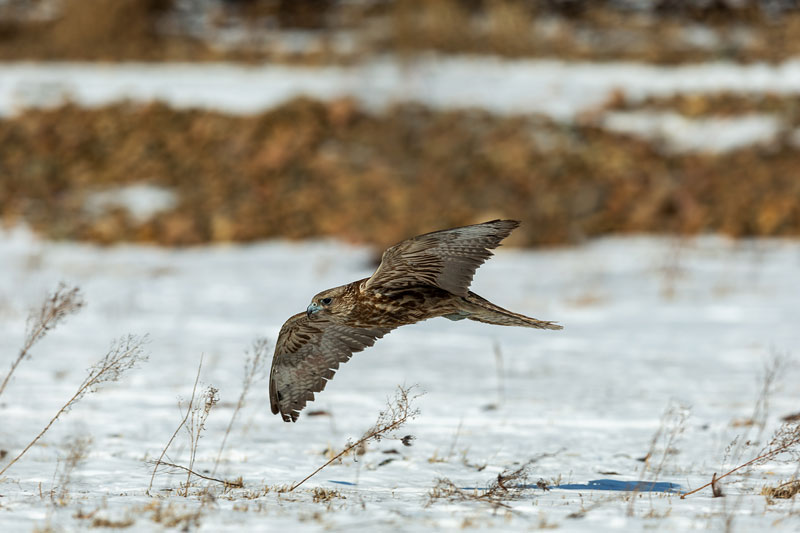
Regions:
[[679, 24, 721, 50], [5, 58, 800, 121], [83, 184, 179, 222], [602, 111, 781, 153], [0, 227, 799, 530]]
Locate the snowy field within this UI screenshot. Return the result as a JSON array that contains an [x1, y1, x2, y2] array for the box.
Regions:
[[1, 225, 799, 531]]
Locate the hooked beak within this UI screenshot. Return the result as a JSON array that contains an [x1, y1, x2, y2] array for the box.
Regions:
[[306, 302, 322, 317]]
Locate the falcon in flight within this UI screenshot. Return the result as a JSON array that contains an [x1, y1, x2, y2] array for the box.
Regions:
[[269, 220, 562, 422]]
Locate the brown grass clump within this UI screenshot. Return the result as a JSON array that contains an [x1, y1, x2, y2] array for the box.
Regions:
[[311, 487, 344, 503], [4, 98, 800, 248], [762, 479, 800, 500], [89, 517, 136, 528], [427, 462, 537, 509]]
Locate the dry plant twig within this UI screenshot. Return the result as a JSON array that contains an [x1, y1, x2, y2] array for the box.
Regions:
[[147, 354, 203, 495], [50, 435, 93, 507], [148, 460, 243, 489], [183, 384, 219, 496], [682, 422, 800, 499], [0, 283, 84, 398], [212, 338, 270, 476], [628, 400, 689, 516], [0, 334, 147, 477], [427, 462, 536, 509], [289, 385, 420, 492], [683, 353, 792, 499]]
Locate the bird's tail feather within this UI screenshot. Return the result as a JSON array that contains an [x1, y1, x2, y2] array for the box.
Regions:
[[460, 292, 562, 330]]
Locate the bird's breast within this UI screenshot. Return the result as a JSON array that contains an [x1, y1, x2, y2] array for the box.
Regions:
[[352, 287, 457, 328]]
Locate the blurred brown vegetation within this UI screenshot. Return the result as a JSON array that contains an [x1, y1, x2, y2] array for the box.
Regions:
[[2, 97, 799, 248], [2, 0, 800, 63], [605, 91, 800, 117], [0, 0, 190, 61]]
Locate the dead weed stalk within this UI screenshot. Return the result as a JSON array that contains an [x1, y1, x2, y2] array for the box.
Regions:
[[49, 435, 93, 507], [682, 421, 800, 499], [148, 356, 237, 496], [183, 383, 219, 496], [0, 334, 147, 477], [212, 338, 270, 476], [148, 355, 204, 495], [682, 352, 794, 499], [427, 462, 535, 510], [290, 385, 420, 492], [0, 283, 84, 398]]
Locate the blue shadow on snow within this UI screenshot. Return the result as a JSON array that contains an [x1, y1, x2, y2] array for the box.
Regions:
[[555, 479, 680, 493], [329, 478, 680, 493]]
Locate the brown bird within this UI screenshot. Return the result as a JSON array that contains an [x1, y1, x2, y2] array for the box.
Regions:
[[269, 220, 562, 422]]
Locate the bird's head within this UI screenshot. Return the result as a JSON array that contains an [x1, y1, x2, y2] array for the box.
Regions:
[[307, 286, 348, 317]]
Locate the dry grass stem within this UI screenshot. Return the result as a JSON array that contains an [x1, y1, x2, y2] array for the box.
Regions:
[[682, 422, 800, 498], [0, 334, 147, 477], [148, 460, 243, 490], [628, 401, 688, 516], [683, 353, 792, 499], [212, 338, 270, 476], [646, 402, 690, 481], [50, 435, 92, 507], [147, 354, 203, 495], [0, 283, 84, 398], [183, 384, 219, 496], [289, 385, 420, 492], [427, 462, 536, 509]]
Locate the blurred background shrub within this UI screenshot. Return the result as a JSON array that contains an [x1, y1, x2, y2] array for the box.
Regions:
[[1, 0, 798, 247]]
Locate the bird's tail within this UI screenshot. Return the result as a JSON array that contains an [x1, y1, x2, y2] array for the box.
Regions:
[[456, 292, 563, 330]]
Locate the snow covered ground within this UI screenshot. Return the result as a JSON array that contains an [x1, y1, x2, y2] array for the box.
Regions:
[[0, 225, 799, 531]]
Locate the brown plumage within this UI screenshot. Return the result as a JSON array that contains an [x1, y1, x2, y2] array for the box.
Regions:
[[269, 220, 562, 422]]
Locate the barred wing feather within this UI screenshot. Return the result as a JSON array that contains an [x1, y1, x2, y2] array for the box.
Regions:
[[365, 219, 519, 297], [269, 312, 392, 422]]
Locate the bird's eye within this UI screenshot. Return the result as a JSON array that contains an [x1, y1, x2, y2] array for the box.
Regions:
[[320, 297, 332, 305]]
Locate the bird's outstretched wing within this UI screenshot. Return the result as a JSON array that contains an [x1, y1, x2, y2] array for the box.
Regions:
[[269, 312, 393, 422], [365, 219, 519, 297]]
